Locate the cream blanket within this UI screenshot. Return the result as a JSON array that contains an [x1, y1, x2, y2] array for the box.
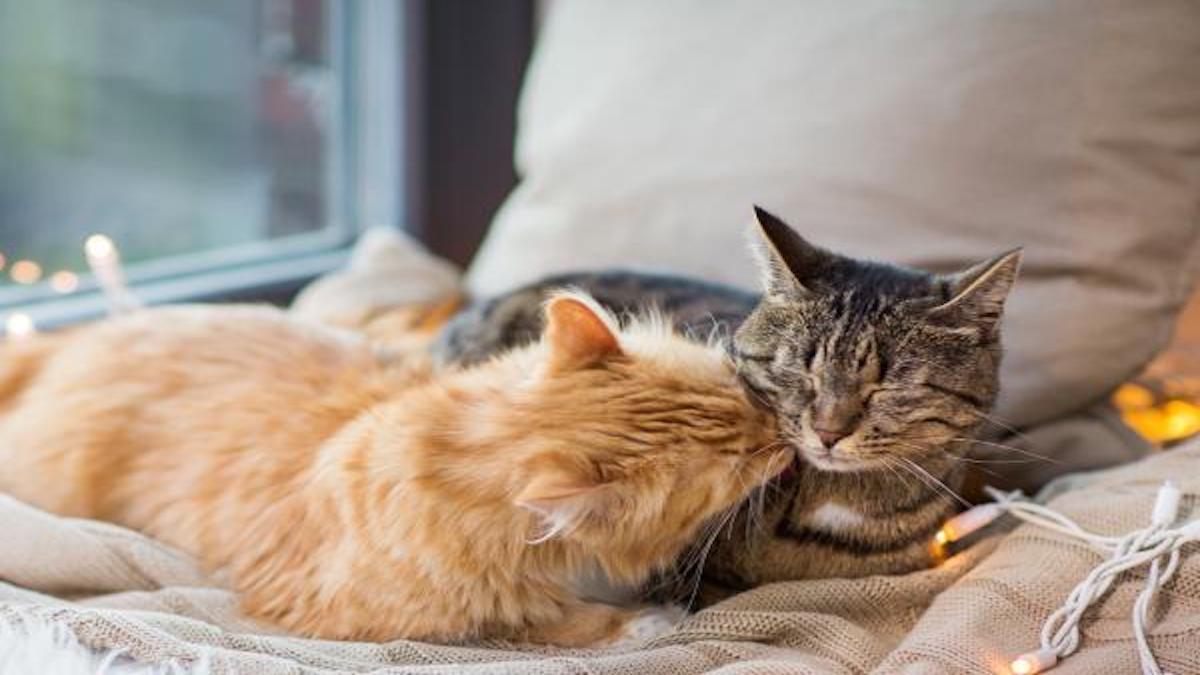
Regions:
[[2, 441, 1198, 674]]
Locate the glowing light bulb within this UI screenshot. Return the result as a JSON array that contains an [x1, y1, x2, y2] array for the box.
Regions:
[[1010, 649, 1057, 674], [1162, 399, 1200, 440], [5, 312, 36, 339], [936, 503, 1004, 544], [49, 270, 79, 294], [84, 234, 141, 315], [1010, 658, 1034, 675], [1113, 383, 1154, 410], [10, 259, 42, 285], [85, 234, 116, 260]]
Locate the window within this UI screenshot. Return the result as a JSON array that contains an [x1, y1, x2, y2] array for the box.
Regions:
[[0, 0, 401, 325]]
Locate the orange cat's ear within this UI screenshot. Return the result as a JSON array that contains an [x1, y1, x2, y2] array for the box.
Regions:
[[542, 294, 621, 373], [515, 466, 613, 543]]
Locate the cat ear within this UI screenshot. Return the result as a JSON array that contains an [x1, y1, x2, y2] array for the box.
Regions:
[[543, 294, 621, 372], [515, 467, 613, 542], [749, 205, 833, 297], [928, 248, 1023, 332]]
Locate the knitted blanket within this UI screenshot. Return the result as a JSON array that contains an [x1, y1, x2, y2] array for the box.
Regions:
[[1, 441, 1198, 674]]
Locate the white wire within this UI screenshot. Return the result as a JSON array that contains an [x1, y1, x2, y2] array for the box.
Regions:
[[978, 482, 1198, 675]]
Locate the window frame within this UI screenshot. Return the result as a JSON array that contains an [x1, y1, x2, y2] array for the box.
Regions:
[[0, 0, 405, 329]]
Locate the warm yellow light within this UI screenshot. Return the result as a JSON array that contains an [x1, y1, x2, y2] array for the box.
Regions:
[[85, 234, 116, 260], [1009, 649, 1056, 674], [1010, 657, 1035, 675], [49, 270, 79, 294], [936, 504, 1003, 546], [5, 312, 36, 339], [1119, 394, 1200, 445], [10, 260, 42, 284], [1113, 383, 1155, 409], [1162, 399, 1200, 438]]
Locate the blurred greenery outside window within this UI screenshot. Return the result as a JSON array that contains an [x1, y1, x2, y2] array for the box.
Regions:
[[0, 0, 401, 324]]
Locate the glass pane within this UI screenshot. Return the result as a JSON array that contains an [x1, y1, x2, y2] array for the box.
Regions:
[[0, 0, 347, 296]]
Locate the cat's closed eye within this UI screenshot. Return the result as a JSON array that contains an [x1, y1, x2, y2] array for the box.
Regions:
[[736, 349, 774, 363]]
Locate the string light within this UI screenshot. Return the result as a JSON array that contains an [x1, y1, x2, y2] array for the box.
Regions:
[[84, 233, 115, 260], [4, 312, 36, 339], [1114, 382, 1200, 446], [85, 234, 141, 314], [49, 270, 79, 294], [1009, 649, 1057, 675], [935, 503, 1004, 545], [9, 259, 42, 285], [934, 483, 1198, 675]]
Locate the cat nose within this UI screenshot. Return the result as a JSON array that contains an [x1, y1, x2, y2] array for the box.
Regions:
[[815, 428, 850, 449]]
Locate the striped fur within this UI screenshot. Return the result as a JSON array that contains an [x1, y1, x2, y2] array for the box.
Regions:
[[435, 208, 1020, 601]]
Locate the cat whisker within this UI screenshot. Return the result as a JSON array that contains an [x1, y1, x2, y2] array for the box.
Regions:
[[702, 312, 725, 348], [948, 436, 1062, 465], [889, 443, 1007, 479], [964, 408, 1035, 439], [877, 456, 911, 488], [594, 406, 780, 603], [729, 467, 756, 545], [883, 439, 1038, 465], [680, 506, 738, 612], [888, 455, 970, 508], [965, 409, 1062, 459], [674, 443, 788, 606], [750, 449, 787, 536], [729, 445, 784, 546], [743, 491, 761, 546], [657, 525, 711, 598], [895, 431, 1059, 466], [749, 439, 793, 458], [945, 454, 1038, 465]]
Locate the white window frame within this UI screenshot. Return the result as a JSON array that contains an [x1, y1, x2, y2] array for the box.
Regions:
[[1, 0, 404, 329]]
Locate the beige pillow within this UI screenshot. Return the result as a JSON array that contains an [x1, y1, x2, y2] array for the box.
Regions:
[[467, 0, 1200, 428]]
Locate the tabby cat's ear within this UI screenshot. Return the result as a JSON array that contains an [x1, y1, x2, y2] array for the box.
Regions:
[[515, 464, 614, 542], [750, 205, 833, 298], [542, 294, 621, 373], [929, 248, 1023, 332]]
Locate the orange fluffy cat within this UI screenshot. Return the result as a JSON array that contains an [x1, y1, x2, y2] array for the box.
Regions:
[[0, 294, 784, 646]]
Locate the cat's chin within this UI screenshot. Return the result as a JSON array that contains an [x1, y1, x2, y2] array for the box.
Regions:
[[799, 450, 880, 474]]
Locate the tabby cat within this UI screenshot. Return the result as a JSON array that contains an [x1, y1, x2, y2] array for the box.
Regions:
[[0, 296, 787, 644], [433, 208, 1021, 596]]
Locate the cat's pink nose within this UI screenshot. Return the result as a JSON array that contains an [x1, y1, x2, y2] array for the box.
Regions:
[[815, 428, 850, 449]]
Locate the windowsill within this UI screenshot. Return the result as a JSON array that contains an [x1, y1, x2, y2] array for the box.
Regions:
[[10, 247, 349, 330]]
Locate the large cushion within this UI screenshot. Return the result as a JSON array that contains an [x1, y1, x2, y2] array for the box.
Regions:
[[466, 0, 1200, 428]]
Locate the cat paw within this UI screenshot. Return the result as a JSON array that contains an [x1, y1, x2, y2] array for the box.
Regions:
[[611, 606, 685, 648]]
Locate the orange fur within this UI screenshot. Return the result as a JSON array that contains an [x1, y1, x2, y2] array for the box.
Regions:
[[0, 298, 783, 646]]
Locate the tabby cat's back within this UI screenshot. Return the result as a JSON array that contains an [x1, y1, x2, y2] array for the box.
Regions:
[[434, 270, 756, 367]]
